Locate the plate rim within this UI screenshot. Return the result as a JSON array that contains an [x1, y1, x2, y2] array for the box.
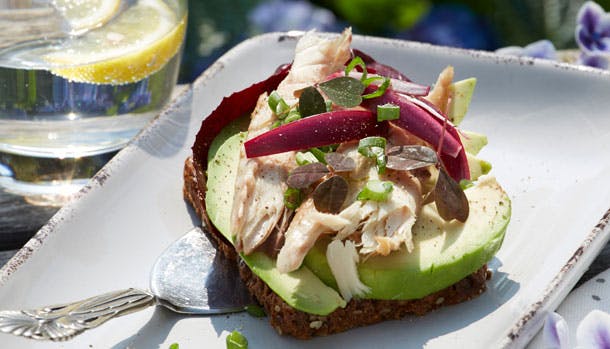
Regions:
[[2, 31, 610, 347]]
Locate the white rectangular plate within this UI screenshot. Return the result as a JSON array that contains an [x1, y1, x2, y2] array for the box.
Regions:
[[1, 32, 610, 348]]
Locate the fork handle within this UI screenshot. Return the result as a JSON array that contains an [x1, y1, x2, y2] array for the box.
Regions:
[[0, 288, 155, 341]]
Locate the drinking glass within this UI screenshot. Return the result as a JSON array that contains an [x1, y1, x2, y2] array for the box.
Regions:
[[0, 0, 187, 205]]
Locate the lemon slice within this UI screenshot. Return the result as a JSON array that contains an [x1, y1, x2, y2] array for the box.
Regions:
[[52, 0, 122, 34], [45, 0, 186, 85]]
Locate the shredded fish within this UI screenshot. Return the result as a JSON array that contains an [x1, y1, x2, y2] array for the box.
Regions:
[[232, 29, 352, 254], [277, 143, 422, 272], [276, 199, 350, 273], [425, 65, 454, 114]]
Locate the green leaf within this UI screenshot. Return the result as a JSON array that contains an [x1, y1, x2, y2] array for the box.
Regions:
[[299, 86, 327, 117], [386, 145, 437, 171], [286, 162, 329, 189], [434, 167, 470, 222], [324, 152, 356, 172], [313, 175, 348, 213], [318, 77, 365, 107]]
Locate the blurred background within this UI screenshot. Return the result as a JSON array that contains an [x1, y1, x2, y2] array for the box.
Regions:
[[178, 0, 601, 83]]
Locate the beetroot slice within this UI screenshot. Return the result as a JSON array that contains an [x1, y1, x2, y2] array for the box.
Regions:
[[244, 110, 386, 158], [192, 63, 291, 170], [362, 89, 470, 181]]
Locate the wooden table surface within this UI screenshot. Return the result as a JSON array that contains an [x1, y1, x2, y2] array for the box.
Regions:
[[1, 186, 609, 289]]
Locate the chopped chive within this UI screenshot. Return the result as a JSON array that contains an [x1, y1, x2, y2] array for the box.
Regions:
[[267, 90, 282, 111], [377, 103, 400, 121], [271, 120, 282, 129], [226, 330, 248, 349], [296, 151, 319, 165], [345, 56, 367, 80], [358, 137, 387, 174], [309, 147, 328, 163], [275, 99, 290, 119], [358, 180, 393, 201], [169, 343, 179, 349], [459, 179, 474, 190], [325, 100, 333, 112], [245, 304, 266, 317], [284, 109, 301, 123], [358, 136, 386, 151], [362, 77, 391, 99], [361, 75, 384, 88], [284, 188, 302, 210]]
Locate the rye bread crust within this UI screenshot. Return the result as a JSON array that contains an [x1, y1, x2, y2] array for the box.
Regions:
[[183, 156, 490, 339]]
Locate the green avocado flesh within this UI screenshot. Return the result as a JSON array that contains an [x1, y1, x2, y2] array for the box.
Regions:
[[206, 119, 510, 314], [206, 118, 346, 315]]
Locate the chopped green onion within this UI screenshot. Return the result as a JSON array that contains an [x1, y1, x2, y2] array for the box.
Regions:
[[318, 144, 339, 152], [358, 137, 386, 153], [226, 330, 248, 349], [268, 91, 291, 118], [345, 56, 367, 81], [358, 180, 393, 201], [377, 103, 400, 121], [271, 120, 281, 129], [309, 147, 328, 163], [325, 100, 333, 112], [459, 179, 474, 190], [169, 343, 179, 349], [284, 109, 301, 123], [275, 99, 290, 119], [284, 188, 302, 210], [296, 151, 319, 165], [361, 75, 384, 88], [267, 90, 282, 111], [362, 77, 391, 99], [245, 304, 266, 318], [358, 137, 387, 173]]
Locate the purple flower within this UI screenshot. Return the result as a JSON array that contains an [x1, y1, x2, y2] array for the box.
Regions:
[[576, 310, 610, 349], [576, 1, 610, 55], [544, 310, 610, 349], [495, 40, 558, 60], [544, 312, 569, 349], [578, 52, 610, 69], [249, 0, 342, 33]]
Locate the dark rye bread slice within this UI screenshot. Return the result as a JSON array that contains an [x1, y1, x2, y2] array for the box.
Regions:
[[183, 156, 490, 339]]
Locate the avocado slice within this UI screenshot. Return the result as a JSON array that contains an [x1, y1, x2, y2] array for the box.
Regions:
[[467, 153, 492, 180], [448, 77, 477, 125], [206, 119, 346, 315], [205, 121, 510, 313], [461, 130, 488, 155], [304, 175, 510, 299]]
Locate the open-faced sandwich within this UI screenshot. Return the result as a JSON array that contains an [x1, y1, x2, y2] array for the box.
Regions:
[[183, 28, 511, 339]]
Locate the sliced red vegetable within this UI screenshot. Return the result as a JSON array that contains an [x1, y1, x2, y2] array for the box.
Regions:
[[362, 88, 470, 181], [192, 63, 291, 170], [244, 110, 386, 158], [405, 95, 471, 181], [352, 49, 412, 82]]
